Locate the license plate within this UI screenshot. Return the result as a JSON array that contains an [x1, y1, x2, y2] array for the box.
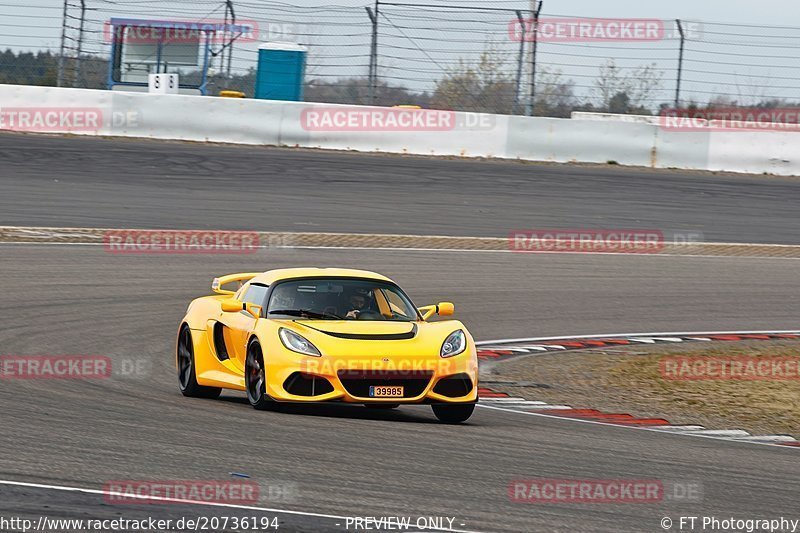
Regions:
[[369, 385, 404, 398]]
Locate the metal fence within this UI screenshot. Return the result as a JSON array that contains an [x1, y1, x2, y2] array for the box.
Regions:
[[2, 0, 800, 116]]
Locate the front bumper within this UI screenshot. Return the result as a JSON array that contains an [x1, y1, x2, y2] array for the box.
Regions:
[[264, 350, 479, 404]]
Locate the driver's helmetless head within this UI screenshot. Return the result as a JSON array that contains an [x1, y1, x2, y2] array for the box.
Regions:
[[349, 294, 366, 309]]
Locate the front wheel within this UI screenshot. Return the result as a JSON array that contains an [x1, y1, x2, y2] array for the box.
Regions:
[[245, 340, 274, 410], [432, 403, 475, 424], [177, 326, 221, 399]]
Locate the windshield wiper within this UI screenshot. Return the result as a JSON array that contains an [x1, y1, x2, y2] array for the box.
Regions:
[[269, 309, 343, 320]]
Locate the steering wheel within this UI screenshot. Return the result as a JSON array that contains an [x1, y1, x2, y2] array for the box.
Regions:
[[356, 310, 382, 320]]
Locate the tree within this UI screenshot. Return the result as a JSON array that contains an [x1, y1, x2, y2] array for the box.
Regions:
[[592, 59, 663, 113], [431, 46, 516, 114], [304, 77, 429, 108], [607, 92, 630, 114], [533, 67, 577, 118]]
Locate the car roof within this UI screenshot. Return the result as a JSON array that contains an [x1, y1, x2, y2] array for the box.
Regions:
[[250, 268, 394, 286]]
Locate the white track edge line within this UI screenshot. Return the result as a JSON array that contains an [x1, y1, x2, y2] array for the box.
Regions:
[[476, 404, 797, 451], [1, 225, 799, 249], [3, 241, 800, 260], [475, 330, 800, 346], [0, 480, 484, 533]]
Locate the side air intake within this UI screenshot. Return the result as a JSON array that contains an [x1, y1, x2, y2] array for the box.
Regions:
[[433, 374, 474, 398]]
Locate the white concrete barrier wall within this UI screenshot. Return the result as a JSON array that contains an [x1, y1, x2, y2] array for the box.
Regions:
[[1, 84, 799, 176], [291, 103, 511, 158], [506, 114, 666, 167], [708, 130, 800, 176]]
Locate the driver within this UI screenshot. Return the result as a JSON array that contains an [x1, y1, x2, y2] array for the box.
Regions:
[[345, 290, 371, 319], [269, 286, 296, 311]]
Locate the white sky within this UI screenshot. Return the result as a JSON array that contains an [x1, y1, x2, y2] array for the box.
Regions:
[[7, 0, 800, 50], [4, 1, 800, 106]]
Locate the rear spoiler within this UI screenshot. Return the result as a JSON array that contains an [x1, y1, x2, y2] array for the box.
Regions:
[[211, 273, 262, 295]]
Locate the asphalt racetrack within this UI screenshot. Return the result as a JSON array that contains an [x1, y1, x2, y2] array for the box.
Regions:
[[2, 132, 800, 532], [1, 133, 800, 243]]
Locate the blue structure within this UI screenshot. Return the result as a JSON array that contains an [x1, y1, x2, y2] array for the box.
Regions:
[[106, 18, 254, 95], [254, 42, 307, 101]]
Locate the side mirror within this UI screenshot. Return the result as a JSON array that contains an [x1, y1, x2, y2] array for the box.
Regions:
[[221, 299, 262, 318], [418, 302, 455, 320], [221, 299, 245, 313], [437, 302, 454, 316], [244, 303, 262, 319]]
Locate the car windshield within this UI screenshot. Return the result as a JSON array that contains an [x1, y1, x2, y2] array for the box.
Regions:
[[267, 278, 419, 321]]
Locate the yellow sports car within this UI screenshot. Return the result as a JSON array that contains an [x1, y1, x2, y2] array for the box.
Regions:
[[176, 268, 478, 423]]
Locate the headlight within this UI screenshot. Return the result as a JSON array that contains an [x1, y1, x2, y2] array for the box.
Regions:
[[440, 329, 467, 358], [279, 328, 321, 357]]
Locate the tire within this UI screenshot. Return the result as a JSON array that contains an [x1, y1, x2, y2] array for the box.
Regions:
[[245, 339, 274, 410], [432, 403, 475, 424], [177, 326, 221, 399]]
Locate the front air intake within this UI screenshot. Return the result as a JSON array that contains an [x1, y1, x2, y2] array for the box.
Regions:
[[283, 372, 334, 396]]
